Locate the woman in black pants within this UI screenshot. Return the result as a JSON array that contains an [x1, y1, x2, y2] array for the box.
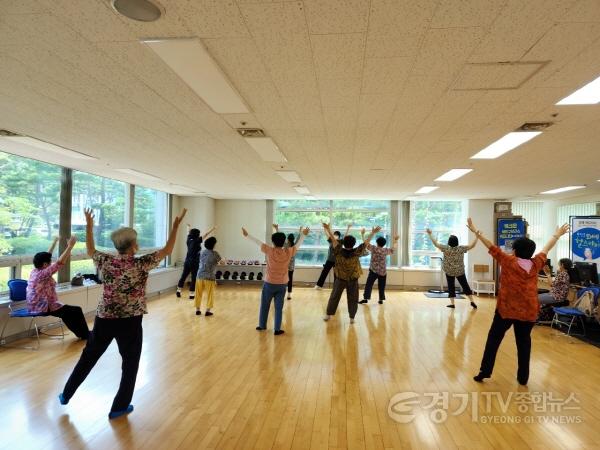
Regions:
[[315, 225, 351, 289], [59, 207, 186, 420], [426, 229, 478, 309], [176, 224, 215, 300]]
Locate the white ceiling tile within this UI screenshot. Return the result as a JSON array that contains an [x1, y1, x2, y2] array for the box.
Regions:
[[358, 95, 396, 127], [369, 0, 437, 34], [431, 0, 508, 29], [365, 31, 424, 58], [362, 57, 412, 94], [311, 33, 365, 80], [174, 0, 250, 38], [558, 0, 600, 23], [204, 38, 272, 84], [240, 1, 306, 37], [319, 78, 361, 109], [304, 0, 370, 34]]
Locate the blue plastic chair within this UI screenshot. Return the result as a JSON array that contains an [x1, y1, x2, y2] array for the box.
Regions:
[[551, 307, 587, 337], [0, 279, 63, 350]]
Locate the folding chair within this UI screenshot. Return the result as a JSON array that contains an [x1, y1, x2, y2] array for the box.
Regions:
[[551, 307, 586, 337], [0, 279, 65, 350]]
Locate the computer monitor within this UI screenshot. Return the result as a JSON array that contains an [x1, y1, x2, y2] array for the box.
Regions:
[[568, 267, 581, 284], [574, 262, 599, 285]]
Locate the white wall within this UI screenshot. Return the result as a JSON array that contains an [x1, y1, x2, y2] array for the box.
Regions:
[[173, 196, 216, 263], [466, 200, 496, 279], [215, 199, 267, 260]]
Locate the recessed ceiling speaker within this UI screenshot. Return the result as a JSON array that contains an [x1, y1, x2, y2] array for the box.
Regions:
[[111, 0, 163, 22]]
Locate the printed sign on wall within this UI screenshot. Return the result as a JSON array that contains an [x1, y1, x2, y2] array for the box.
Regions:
[[497, 218, 526, 254], [570, 216, 600, 270]]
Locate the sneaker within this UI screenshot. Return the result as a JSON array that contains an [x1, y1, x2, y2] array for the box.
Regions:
[[189, 295, 195, 300], [470, 302, 478, 309], [176, 289, 181, 298], [323, 315, 331, 321], [195, 310, 201, 316], [205, 311, 213, 316], [378, 300, 384, 304], [256, 326, 266, 331], [274, 330, 285, 336], [108, 404, 134, 420], [314, 285, 322, 290], [287, 295, 292, 300], [446, 304, 456, 308], [350, 318, 355, 324], [473, 372, 489, 383], [58, 393, 68, 405], [359, 299, 368, 304]]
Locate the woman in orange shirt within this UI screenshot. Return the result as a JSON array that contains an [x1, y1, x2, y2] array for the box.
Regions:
[[466, 218, 569, 386]]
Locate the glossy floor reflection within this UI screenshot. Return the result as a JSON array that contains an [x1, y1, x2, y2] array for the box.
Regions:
[[1, 286, 599, 449]]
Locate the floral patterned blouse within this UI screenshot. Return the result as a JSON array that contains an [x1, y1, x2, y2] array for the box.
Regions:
[[551, 270, 570, 301], [367, 244, 394, 276], [93, 251, 161, 319], [26, 262, 63, 313]]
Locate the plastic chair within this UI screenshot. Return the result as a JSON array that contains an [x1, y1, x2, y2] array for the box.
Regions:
[[0, 279, 64, 350], [551, 307, 586, 337]]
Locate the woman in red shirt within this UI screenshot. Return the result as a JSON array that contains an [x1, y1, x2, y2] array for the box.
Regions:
[[466, 218, 569, 385]]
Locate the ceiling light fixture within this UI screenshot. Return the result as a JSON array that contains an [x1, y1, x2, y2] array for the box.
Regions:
[[1, 135, 98, 160], [294, 186, 310, 195], [470, 131, 541, 159], [112, 0, 163, 22], [276, 170, 302, 183], [540, 186, 586, 195], [415, 186, 439, 194], [435, 168, 473, 182], [556, 75, 600, 105], [142, 38, 249, 114], [245, 137, 287, 163], [116, 168, 162, 181]]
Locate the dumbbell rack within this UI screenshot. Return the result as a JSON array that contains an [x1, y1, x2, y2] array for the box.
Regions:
[[216, 263, 266, 285]]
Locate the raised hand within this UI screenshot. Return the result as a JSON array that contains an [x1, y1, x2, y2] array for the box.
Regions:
[[272, 223, 279, 231], [555, 224, 570, 237], [322, 222, 331, 230], [84, 208, 95, 227], [467, 218, 477, 233], [393, 234, 400, 241], [372, 226, 382, 234], [426, 228, 432, 235], [67, 236, 77, 248], [242, 227, 249, 237], [173, 208, 187, 228], [302, 227, 310, 236]]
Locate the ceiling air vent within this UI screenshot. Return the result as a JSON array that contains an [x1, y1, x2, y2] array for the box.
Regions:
[[0, 129, 19, 137], [237, 128, 265, 138], [517, 122, 553, 132]]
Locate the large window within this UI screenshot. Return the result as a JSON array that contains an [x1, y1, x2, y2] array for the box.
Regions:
[[134, 187, 168, 249], [409, 201, 465, 267], [274, 200, 391, 266], [0, 152, 61, 258], [512, 202, 544, 245], [556, 203, 597, 259]]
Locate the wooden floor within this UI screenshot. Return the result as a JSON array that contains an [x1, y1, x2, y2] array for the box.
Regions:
[[1, 287, 600, 450]]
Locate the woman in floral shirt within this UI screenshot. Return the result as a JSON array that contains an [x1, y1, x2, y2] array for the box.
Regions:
[[60, 207, 187, 420]]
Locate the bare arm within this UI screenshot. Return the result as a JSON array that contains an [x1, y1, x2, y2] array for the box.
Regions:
[[363, 226, 382, 245], [156, 209, 188, 260], [466, 218, 494, 249], [83, 208, 96, 257], [242, 227, 264, 247], [425, 228, 443, 250], [294, 227, 309, 248], [202, 226, 216, 240], [541, 224, 570, 255], [322, 223, 339, 247], [345, 223, 352, 236], [47, 236, 59, 254], [272, 224, 279, 232], [467, 236, 478, 251], [57, 236, 77, 265], [392, 235, 400, 248]]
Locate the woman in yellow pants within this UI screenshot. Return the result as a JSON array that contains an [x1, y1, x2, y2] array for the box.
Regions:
[[194, 237, 226, 316]]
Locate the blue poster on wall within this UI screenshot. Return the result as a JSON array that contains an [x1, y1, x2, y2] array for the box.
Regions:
[[497, 218, 526, 253], [570, 216, 600, 270]]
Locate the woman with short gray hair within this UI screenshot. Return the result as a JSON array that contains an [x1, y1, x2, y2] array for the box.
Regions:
[[59, 207, 187, 420]]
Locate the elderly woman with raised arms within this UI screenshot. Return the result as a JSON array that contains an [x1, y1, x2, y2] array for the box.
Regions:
[[59, 207, 187, 419]]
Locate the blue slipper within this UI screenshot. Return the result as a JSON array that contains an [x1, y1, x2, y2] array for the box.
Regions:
[[58, 393, 68, 405], [108, 404, 134, 420]]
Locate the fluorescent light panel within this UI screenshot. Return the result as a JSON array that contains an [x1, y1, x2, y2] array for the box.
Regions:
[[116, 168, 162, 181], [415, 186, 439, 194], [470, 131, 541, 159], [435, 168, 473, 182], [3, 136, 97, 160], [294, 186, 310, 195], [276, 170, 302, 183], [540, 186, 586, 194], [245, 137, 287, 163], [142, 38, 249, 114], [556, 76, 600, 105]]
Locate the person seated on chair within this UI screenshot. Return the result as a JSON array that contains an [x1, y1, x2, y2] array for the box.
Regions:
[[27, 236, 90, 340], [539, 259, 571, 306]]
